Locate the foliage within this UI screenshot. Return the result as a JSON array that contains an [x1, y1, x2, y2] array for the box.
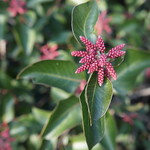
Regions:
[[0, 0, 150, 150]]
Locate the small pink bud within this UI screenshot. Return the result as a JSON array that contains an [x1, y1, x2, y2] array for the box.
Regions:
[[98, 68, 104, 86], [105, 62, 117, 80], [79, 54, 95, 63], [96, 36, 106, 52], [88, 61, 99, 73], [79, 36, 96, 52], [98, 54, 107, 67], [71, 51, 88, 57], [75, 63, 90, 74]]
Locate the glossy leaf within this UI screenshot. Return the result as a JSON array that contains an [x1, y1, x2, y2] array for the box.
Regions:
[[51, 31, 72, 44], [72, 0, 98, 45], [80, 90, 105, 150], [10, 114, 41, 142], [0, 70, 12, 89], [68, 0, 89, 5], [101, 112, 117, 150], [13, 23, 36, 55], [32, 107, 50, 125], [65, 134, 103, 150], [27, 0, 53, 8], [85, 72, 113, 123], [10, 125, 28, 142], [0, 94, 14, 122], [24, 11, 37, 27], [41, 96, 81, 139], [0, 1, 7, 14], [112, 55, 125, 67], [17, 60, 84, 93], [51, 87, 71, 104], [57, 50, 73, 61], [0, 14, 7, 39], [113, 48, 150, 95], [40, 139, 57, 150]]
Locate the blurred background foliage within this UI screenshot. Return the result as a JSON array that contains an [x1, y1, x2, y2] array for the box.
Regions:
[[0, 0, 150, 150]]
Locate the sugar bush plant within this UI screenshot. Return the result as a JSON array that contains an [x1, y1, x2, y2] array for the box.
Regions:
[[0, 0, 150, 150]]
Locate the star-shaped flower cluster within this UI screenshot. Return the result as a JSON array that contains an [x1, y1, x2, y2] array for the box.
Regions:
[[40, 44, 59, 60], [6, 0, 27, 17], [71, 36, 125, 86], [94, 11, 112, 35], [0, 123, 14, 150]]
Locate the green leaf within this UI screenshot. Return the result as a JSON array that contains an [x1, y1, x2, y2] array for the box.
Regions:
[[41, 96, 81, 139], [27, 0, 53, 8], [40, 139, 57, 150], [13, 23, 36, 55], [17, 60, 84, 93], [65, 134, 103, 150], [32, 107, 50, 125], [101, 112, 117, 150], [80, 90, 105, 150], [111, 55, 125, 67], [51, 87, 71, 104], [85, 72, 113, 123], [51, 31, 72, 44], [0, 70, 12, 89], [10, 114, 41, 142], [113, 48, 150, 95], [0, 14, 7, 39], [23, 11, 37, 27], [72, 0, 98, 45], [68, 0, 89, 5], [57, 50, 73, 61], [0, 94, 14, 122], [10, 125, 28, 142], [28, 134, 42, 150], [0, 2, 7, 14]]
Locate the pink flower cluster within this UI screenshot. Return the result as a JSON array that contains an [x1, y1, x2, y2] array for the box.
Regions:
[[40, 44, 59, 60], [0, 123, 14, 150], [4, 0, 27, 17], [122, 113, 137, 126], [71, 36, 125, 86], [94, 11, 112, 35]]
